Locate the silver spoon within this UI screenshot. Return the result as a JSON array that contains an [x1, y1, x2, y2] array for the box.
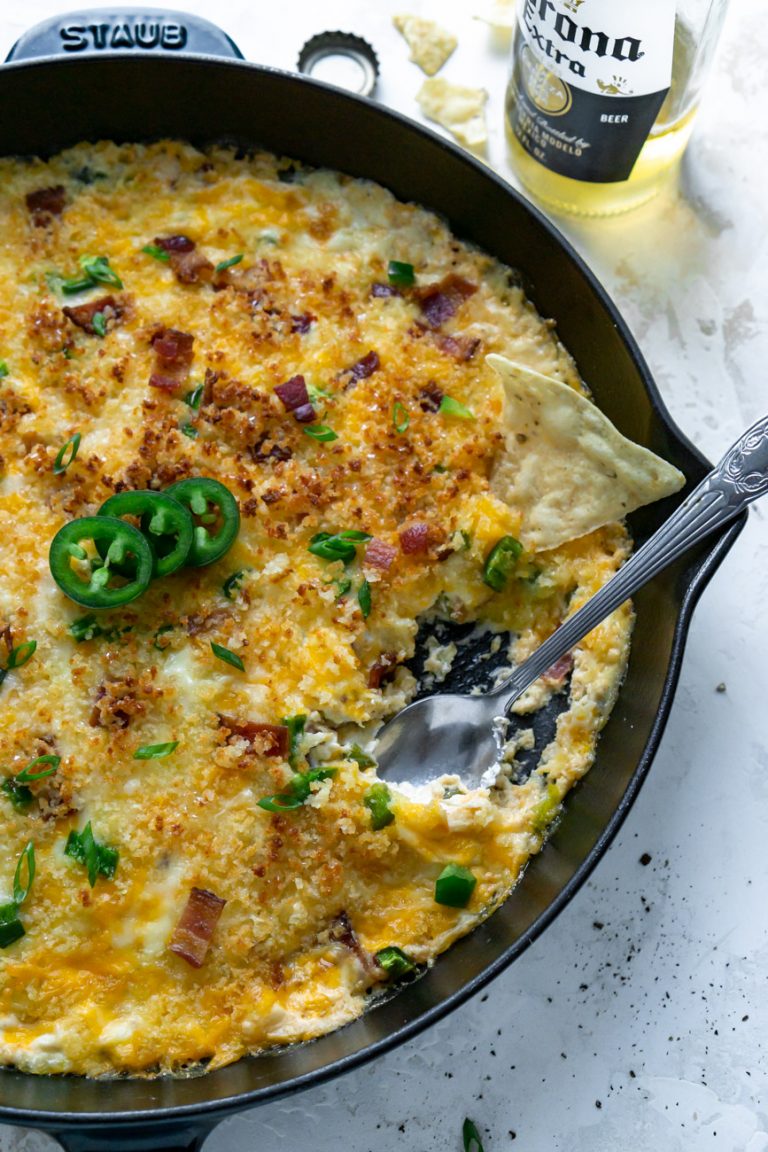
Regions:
[[374, 413, 768, 788]]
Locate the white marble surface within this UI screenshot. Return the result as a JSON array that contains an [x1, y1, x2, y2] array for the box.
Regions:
[[1, 1, 767, 1149]]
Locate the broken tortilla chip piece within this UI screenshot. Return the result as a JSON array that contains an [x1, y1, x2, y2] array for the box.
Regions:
[[474, 0, 516, 31], [393, 14, 458, 76], [487, 354, 686, 552], [417, 78, 488, 150]]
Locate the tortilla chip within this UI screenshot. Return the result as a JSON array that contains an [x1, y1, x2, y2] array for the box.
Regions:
[[394, 14, 457, 76], [474, 0, 516, 31], [488, 355, 686, 552], [417, 78, 488, 150]]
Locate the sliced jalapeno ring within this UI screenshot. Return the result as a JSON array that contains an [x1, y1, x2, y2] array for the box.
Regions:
[[97, 490, 194, 578], [166, 477, 240, 568], [49, 516, 153, 608]]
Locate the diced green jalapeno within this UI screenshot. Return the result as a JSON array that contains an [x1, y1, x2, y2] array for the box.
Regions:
[[375, 945, 415, 978], [482, 535, 522, 592], [434, 863, 476, 908], [363, 782, 394, 830]]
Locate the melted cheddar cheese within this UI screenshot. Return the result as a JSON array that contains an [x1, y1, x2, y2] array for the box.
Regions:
[[0, 141, 631, 1076]]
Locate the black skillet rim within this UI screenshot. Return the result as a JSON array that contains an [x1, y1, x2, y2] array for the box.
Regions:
[[0, 49, 746, 1131]]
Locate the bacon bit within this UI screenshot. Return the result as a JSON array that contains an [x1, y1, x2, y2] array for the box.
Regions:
[[185, 607, 229, 637], [89, 682, 142, 729], [63, 294, 126, 336], [169, 248, 214, 285], [329, 911, 378, 977], [275, 374, 310, 411], [399, 522, 432, 555], [251, 437, 293, 464], [293, 403, 316, 423], [217, 713, 290, 758], [151, 327, 195, 368], [170, 887, 226, 968], [365, 538, 397, 571], [148, 373, 182, 393], [371, 282, 400, 298], [290, 313, 315, 334], [348, 351, 380, 382], [435, 333, 482, 362], [545, 652, 574, 684], [26, 185, 66, 225], [368, 652, 398, 689], [0, 624, 13, 657], [414, 274, 477, 328], [154, 234, 196, 253], [418, 382, 444, 412]]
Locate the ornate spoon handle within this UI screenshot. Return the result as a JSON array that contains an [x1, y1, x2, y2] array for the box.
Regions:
[[492, 414, 768, 712]]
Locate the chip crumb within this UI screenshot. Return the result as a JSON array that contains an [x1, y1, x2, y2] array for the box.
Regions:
[[417, 78, 488, 151], [716, 682, 726, 693], [474, 0, 516, 30], [393, 14, 457, 76]]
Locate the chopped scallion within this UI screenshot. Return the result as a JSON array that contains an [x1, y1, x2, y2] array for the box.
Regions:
[[15, 755, 60, 784], [357, 578, 372, 619], [222, 569, 248, 600], [153, 624, 174, 651], [303, 424, 338, 443], [392, 401, 410, 433], [185, 384, 204, 410], [6, 640, 36, 670], [439, 395, 475, 421], [142, 243, 171, 262], [180, 422, 198, 439], [215, 254, 244, 274], [347, 743, 376, 769], [211, 641, 245, 672], [53, 432, 81, 475], [483, 535, 522, 592], [258, 765, 336, 813], [13, 841, 35, 905], [91, 311, 107, 338], [133, 741, 179, 760], [463, 1118, 485, 1152], [281, 714, 307, 769], [0, 362, 8, 379], [64, 822, 118, 887], [309, 530, 371, 563], [1, 777, 33, 811]]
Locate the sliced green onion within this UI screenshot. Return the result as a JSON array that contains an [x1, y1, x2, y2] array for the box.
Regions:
[[334, 577, 352, 599], [463, 1118, 485, 1152], [6, 640, 36, 670], [439, 396, 475, 421], [180, 422, 198, 439], [0, 904, 25, 948], [392, 401, 410, 434], [483, 535, 523, 592], [387, 260, 415, 287], [303, 424, 338, 443], [91, 311, 107, 338], [133, 741, 178, 760], [15, 755, 60, 784], [69, 615, 103, 642], [64, 821, 118, 887], [347, 743, 376, 769], [185, 384, 204, 410], [363, 782, 394, 830], [222, 569, 248, 600], [0, 362, 8, 379], [309, 530, 371, 563], [79, 254, 123, 289], [211, 641, 245, 672], [306, 384, 333, 405], [1, 778, 33, 811], [215, 254, 244, 274], [53, 432, 81, 475], [142, 243, 171, 262], [281, 714, 307, 769], [531, 783, 561, 834], [375, 945, 415, 979], [357, 578, 372, 619], [258, 766, 336, 813], [13, 841, 35, 905], [153, 623, 174, 651], [435, 863, 476, 908]]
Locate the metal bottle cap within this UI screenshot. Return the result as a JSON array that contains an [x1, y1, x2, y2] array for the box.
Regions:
[[297, 31, 379, 97]]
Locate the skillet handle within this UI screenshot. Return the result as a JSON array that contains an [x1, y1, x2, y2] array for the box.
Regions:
[[6, 8, 243, 63], [49, 1121, 218, 1152]]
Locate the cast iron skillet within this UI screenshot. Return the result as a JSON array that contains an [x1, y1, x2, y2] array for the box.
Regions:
[[0, 10, 745, 1151]]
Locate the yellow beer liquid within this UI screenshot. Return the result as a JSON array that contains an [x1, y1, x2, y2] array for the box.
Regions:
[[506, 20, 698, 217]]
